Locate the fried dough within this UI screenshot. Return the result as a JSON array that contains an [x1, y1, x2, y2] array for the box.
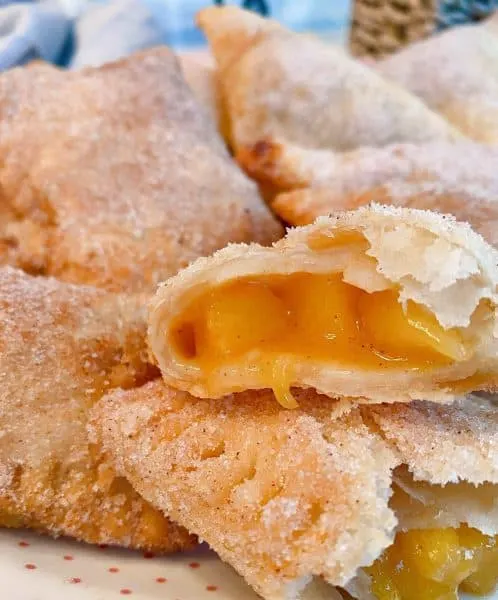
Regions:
[[91, 381, 397, 599], [237, 139, 498, 247], [378, 21, 498, 144]]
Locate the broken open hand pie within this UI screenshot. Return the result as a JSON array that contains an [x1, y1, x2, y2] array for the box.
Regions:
[[148, 205, 498, 406]]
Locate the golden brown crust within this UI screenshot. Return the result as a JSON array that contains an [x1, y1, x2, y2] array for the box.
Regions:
[[149, 206, 498, 404], [0, 267, 194, 551], [378, 22, 498, 144], [91, 380, 398, 599], [198, 7, 459, 154], [0, 48, 282, 293]]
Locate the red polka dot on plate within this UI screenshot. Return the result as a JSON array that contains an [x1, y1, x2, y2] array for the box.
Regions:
[[189, 562, 200, 569], [155, 577, 167, 583], [25, 564, 37, 570], [63, 555, 74, 561], [143, 551, 155, 559], [206, 585, 218, 592], [108, 567, 120, 573], [18, 541, 30, 548], [99, 544, 109, 550], [120, 589, 132, 595], [68, 577, 81, 584]]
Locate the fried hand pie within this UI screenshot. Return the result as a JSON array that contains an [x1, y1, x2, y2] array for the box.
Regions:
[[378, 21, 498, 144], [0, 267, 193, 551], [198, 6, 459, 154], [0, 48, 282, 293], [149, 206, 498, 406], [91, 383, 498, 600]]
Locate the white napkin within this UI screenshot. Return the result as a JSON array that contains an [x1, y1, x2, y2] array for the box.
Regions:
[[70, 0, 163, 68], [0, 1, 70, 70]]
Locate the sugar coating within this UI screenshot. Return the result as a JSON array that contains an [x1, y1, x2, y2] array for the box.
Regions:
[[178, 54, 219, 126], [0, 266, 193, 551], [369, 395, 498, 485], [198, 6, 459, 153], [0, 48, 282, 293], [378, 23, 498, 143], [91, 381, 398, 600]]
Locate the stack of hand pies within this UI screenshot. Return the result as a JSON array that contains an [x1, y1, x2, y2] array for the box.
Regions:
[[0, 6, 497, 600]]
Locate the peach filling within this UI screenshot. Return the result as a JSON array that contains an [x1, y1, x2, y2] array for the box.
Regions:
[[170, 273, 470, 406], [366, 526, 498, 599]]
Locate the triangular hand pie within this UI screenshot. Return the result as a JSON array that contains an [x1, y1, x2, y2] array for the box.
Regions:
[[91, 382, 498, 600], [0, 267, 194, 551], [0, 47, 282, 293], [149, 206, 498, 406], [197, 6, 459, 154], [378, 20, 498, 144]]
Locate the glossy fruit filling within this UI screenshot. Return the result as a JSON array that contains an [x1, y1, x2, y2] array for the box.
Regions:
[[366, 526, 498, 600], [170, 273, 470, 406]]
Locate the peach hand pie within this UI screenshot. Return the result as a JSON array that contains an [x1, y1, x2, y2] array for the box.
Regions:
[[149, 205, 498, 406], [0, 266, 194, 551], [91, 381, 398, 600], [0, 47, 282, 293], [378, 20, 498, 144], [238, 139, 498, 247], [197, 6, 459, 154], [91, 381, 498, 600]]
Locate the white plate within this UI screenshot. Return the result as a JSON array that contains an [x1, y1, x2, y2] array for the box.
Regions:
[[0, 529, 496, 600], [0, 529, 258, 600]]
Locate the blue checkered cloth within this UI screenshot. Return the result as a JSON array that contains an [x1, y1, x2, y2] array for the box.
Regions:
[[0, 0, 352, 70]]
